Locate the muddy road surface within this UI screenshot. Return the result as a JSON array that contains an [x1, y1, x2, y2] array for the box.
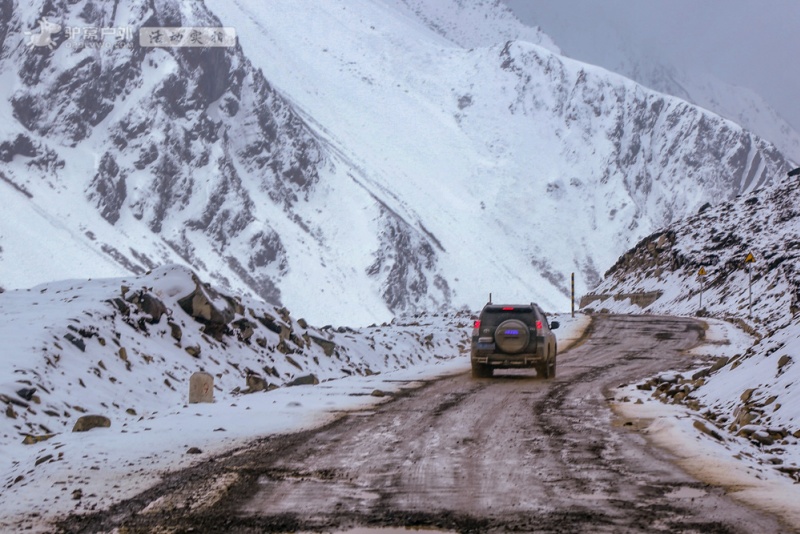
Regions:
[[60, 315, 790, 533]]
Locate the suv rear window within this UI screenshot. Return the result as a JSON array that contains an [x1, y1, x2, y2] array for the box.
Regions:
[[480, 306, 536, 326]]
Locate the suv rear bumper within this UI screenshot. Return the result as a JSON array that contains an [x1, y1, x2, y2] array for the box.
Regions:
[[472, 350, 543, 368]]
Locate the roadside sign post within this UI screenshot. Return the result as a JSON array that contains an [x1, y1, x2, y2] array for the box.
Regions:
[[745, 253, 755, 318], [697, 267, 706, 311]]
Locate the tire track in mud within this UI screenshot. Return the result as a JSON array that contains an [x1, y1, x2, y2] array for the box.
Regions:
[[528, 316, 707, 531]]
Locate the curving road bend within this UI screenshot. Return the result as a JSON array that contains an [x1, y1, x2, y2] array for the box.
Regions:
[[60, 315, 791, 533]]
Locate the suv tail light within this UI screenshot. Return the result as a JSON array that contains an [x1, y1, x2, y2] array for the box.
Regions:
[[536, 320, 543, 330], [502, 307, 514, 311], [473, 320, 481, 329]]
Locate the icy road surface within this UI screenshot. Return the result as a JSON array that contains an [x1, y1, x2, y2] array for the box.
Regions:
[[60, 315, 789, 533]]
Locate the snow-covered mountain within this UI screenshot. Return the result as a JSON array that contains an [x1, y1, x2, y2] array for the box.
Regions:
[[505, 3, 800, 163], [0, 0, 793, 325], [383, 0, 559, 51], [610, 59, 800, 165]]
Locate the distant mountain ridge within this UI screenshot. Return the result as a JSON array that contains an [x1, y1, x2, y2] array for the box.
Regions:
[[612, 59, 800, 164], [0, 0, 793, 324], [504, 3, 800, 163]]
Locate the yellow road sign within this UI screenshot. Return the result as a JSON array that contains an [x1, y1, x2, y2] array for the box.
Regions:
[[698, 267, 707, 276], [745, 253, 755, 263]]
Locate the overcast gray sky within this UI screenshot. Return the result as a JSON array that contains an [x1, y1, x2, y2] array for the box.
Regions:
[[504, 0, 800, 130]]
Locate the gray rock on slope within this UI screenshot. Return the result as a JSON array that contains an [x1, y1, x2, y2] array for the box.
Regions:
[[72, 415, 111, 432]]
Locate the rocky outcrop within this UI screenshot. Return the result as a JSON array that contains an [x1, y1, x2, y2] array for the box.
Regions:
[[591, 172, 800, 321], [367, 207, 451, 314], [126, 291, 167, 324], [243, 373, 276, 394]]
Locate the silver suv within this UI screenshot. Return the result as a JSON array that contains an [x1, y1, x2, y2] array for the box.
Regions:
[[470, 303, 559, 378]]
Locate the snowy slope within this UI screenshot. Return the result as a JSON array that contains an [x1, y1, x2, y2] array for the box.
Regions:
[[0, 265, 469, 531], [383, 0, 560, 51], [0, 264, 469, 451], [0, 0, 793, 326], [585, 168, 800, 482]]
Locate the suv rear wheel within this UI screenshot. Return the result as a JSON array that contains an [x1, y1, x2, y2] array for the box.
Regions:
[[537, 349, 555, 379]]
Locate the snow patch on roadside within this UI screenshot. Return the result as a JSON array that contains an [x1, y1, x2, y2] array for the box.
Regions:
[[613, 318, 800, 530]]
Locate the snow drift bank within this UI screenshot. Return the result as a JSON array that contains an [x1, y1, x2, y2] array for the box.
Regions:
[[585, 171, 800, 481]]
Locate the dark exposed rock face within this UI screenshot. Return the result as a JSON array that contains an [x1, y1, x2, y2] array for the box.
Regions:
[[0, 134, 38, 162], [6, 0, 321, 308], [0, 0, 12, 52], [367, 204, 451, 314]]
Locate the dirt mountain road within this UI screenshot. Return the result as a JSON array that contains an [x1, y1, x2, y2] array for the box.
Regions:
[[61, 315, 790, 533]]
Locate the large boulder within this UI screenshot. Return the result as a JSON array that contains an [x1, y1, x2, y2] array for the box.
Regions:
[[309, 335, 337, 356], [72, 415, 111, 432], [177, 275, 235, 339], [127, 291, 168, 324], [244, 373, 276, 393], [232, 318, 256, 342], [286, 374, 319, 387]]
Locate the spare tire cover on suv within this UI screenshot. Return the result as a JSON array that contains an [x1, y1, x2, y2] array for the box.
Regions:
[[494, 319, 530, 354]]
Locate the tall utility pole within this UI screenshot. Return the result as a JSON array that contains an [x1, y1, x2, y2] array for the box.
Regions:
[[745, 252, 755, 318], [698, 267, 706, 311], [571, 272, 575, 318]]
